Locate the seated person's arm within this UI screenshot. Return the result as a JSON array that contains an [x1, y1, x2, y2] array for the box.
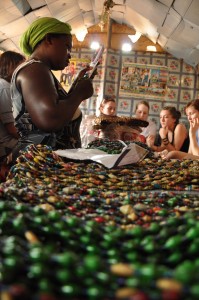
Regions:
[[5, 122, 19, 139], [189, 118, 199, 156]]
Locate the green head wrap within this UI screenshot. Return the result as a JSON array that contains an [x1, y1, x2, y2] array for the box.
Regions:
[[20, 17, 72, 56]]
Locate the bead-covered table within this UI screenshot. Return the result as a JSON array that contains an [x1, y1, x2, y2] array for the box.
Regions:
[[0, 143, 199, 300]]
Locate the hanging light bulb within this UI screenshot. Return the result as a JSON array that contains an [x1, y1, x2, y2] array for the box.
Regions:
[[146, 45, 157, 52], [75, 29, 88, 42], [128, 32, 142, 43], [122, 43, 132, 52], [90, 41, 100, 50]]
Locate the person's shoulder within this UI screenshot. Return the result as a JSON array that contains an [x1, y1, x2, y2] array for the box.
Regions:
[[176, 123, 187, 132], [0, 78, 10, 88], [177, 122, 187, 129], [17, 60, 50, 80]]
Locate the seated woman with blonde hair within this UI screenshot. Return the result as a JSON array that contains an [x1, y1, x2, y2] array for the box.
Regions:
[[135, 100, 157, 145], [163, 99, 199, 160]]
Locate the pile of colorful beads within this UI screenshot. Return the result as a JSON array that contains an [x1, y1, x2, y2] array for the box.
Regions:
[[0, 144, 199, 299], [87, 138, 155, 157]]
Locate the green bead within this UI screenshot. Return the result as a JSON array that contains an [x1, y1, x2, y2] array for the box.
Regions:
[[149, 222, 160, 233], [103, 233, 115, 243], [55, 201, 65, 209], [167, 252, 182, 264], [76, 265, 87, 278], [157, 209, 168, 216], [13, 217, 25, 230], [61, 284, 76, 296], [107, 248, 119, 258], [164, 235, 182, 248], [4, 256, 18, 268], [144, 240, 156, 252], [87, 286, 104, 297], [56, 269, 71, 282], [28, 263, 44, 277], [38, 278, 52, 291], [126, 277, 140, 287], [84, 277, 95, 286], [89, 189, 97, 196], [47, 210, 61, 220], [188, 240, 199, 255], [186, 227, 199, 239], [66, 217, 79, 227], [59, 230, 71, 239], [126, 251, 139, 262], [80, 235, 90, 244], [128, 226, 144, 237], [84, 254, 101, 270], [174, 261, 196, 283], [86, 245, 100, 254], [140, 264, 157, 278], [0, 201, 7, 211], [29, 247, 46, 261], [194, 258, 199, 267], [166, 217, 178, 227], [96, 272, 109, 282], [34, 216, 43, 224], [55, 252, 77, 266], [32, 206, 45, 215], [54, 221, 65, 230], [167, 197, 178, 207], [15, 203, 27, 212], [190, 285, 199, 297]]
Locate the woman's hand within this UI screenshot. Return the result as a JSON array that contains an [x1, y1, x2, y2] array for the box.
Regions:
[[159, 149, 169, 159], [189, 117, 199, 137], [159, 126, 168, 139], [74, 78, 94, 101], [146, 135, 155, 148]]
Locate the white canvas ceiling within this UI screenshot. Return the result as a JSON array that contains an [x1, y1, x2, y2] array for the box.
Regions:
[[0, 0, 199, 67]]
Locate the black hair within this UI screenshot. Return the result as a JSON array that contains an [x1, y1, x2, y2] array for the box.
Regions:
[[161, 106, 181, 125]]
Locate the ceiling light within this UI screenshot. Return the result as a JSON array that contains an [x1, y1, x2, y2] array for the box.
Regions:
[[147, 45, 157, 52], [128, 32, 142, 43], [122, 43, 132, 52], [90, 41, 100, 50], [75, 29, 88, 42]]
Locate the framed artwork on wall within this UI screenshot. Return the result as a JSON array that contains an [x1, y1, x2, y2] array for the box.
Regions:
[[117, 98, 132, 114], [180, 89, 194, 102], [166, 88, 179, 102], [167, 58, 181, 72], [59, 57, 90, 92], [119, 63, 169, 99]]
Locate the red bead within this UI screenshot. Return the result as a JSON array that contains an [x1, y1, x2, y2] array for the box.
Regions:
[[68, 206, 76, 211], [162, 290, 181, 300], [129, 291, 150, 300], [94, 217, 105, 223]]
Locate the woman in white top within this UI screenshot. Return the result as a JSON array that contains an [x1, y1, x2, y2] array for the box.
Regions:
[[0, 51, 25, 163], [134, 100, 157, 144]]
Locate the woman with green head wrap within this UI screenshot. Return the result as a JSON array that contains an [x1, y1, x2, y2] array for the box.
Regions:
[[11, 17, 93, 160], [20, 17, 72, 56]]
